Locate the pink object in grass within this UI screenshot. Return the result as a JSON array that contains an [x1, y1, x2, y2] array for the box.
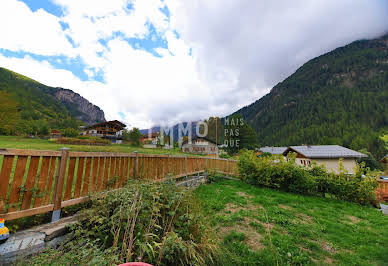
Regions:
[[118, 263, 153, 266]]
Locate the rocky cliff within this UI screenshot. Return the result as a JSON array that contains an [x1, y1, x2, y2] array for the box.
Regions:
[[54, 89, 106, 125]]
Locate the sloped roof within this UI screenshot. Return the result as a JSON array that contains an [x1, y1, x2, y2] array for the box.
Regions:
[[283, 145, 367, 159], [85, 120, 126, 130], [259, 146, 288, 155], [182, 136, 219, 146]]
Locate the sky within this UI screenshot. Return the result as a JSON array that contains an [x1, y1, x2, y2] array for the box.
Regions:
[[0, 0, 388, 129]]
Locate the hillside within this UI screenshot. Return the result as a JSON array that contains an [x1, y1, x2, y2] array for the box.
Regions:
[[0, 67, 105, 133], [234, 34, 388, 158]]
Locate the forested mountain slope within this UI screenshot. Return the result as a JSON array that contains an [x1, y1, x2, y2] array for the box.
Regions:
[[0, 67, 105, 134], [234, 34, 388, 158]]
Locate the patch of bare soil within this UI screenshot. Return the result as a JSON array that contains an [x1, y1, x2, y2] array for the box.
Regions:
[[244, 216, 275, 232], [225, 203, 245, 214], [344, 215, 361, 224], [225, 203, 258, 214], [295, 213, 313, 224], [324, 256, 334, 264], [321, 242, 336, 254], [218, 224, 265, 251], [278, 204, 294, 210], [298, 245, 312, 254], [237, 191, 253, 199]]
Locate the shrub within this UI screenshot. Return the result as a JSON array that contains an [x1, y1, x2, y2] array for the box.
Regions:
[[207, 170, 225, 183], [62, 128, 79, 137], [28, 181, 217, 265], [237, 150, 379, 205]]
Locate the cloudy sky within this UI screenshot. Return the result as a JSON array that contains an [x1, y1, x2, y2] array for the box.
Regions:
[[0, 0, 388, 128]]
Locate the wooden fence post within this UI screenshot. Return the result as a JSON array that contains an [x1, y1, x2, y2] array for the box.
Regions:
[[51, 147, 69, 223], [166, 154, 170, 177], [133, 151, 138, 179], [185, 156, 188, 178]]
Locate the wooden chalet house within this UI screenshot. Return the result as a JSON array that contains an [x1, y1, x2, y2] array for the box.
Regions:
[[181, 137, 219, 157], [81, 120, 126, 143]]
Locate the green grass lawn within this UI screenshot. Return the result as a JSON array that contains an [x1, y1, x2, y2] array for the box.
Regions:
[[0, 136, 191, 156], [195, 179, 388, 265]]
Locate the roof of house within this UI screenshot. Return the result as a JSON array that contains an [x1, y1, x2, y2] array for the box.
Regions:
[[258, 146, 288, 155], [182, 136, 219, 146], [84, 120, 126, 130], [283, 145, 367, 159], [50, 129, 61, 134], [381, 154, 388, 163]]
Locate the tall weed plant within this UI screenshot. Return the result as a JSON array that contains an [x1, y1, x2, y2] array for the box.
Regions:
[[27, 181, 217, 266]]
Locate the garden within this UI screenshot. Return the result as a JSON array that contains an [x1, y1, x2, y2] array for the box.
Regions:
[[12, 151, 388, 265]]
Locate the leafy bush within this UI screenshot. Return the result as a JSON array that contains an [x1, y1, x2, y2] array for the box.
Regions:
[[219, 149, 231, 159], [237, 150, 379, 205], [207, 170, 225, 183], [62, 127, 79, 137], [28, 181, 217, 265]]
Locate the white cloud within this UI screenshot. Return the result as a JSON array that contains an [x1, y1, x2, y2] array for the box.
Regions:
[[0, 0, 75, 57], [55, 0, 170, 72], [0, 0, 388, 129], [169, 0, 388, 91]]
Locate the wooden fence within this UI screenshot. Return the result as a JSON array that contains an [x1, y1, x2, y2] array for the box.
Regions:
[[377, 180, 388, 202], [0, 148, 238, 221]]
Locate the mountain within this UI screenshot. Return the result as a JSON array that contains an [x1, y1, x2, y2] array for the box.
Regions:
[[233, 34, 388, 158], [54, 89, 105, 125], [0, 67, 105, 133]]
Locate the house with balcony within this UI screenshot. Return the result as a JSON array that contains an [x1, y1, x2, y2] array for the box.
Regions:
[[81, 120, 126, 143], [181, 137, 219, 157]]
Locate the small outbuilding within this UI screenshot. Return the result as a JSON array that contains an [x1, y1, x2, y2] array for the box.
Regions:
[[283, 145, 367, 174], [50, 129, 61, 138]]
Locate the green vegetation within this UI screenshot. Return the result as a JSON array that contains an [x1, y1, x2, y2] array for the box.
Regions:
[[235, 34, 388, 161], [0, 67, 102, 134], [195, 179, 388, 265], [24, 181, 217, 265], [201, 117, 224, 144], [238, 150, 380, 205], [381, 134, 388, 151], [25, 179, 388, 265], [53, 136, 111, 146], [0, 91, 20, 135], [62, 128, 79, 138], [0, 136, 196, 156], [223, 114, 258, 155], [123, 127, 142, 147]]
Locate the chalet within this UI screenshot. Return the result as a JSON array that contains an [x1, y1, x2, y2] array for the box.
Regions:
[[283, 145, 367, 174], [50, 129, 61, 138], [381, 155, 388, 176], [181, 137, 219, 157], [81, 120, 126, 143], [256, 146, 287, 157], [140, 132, 160, 145]]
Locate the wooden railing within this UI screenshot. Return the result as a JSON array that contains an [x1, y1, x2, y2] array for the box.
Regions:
[[377, 180, 388, 202], [0, 148, 238, 221]]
